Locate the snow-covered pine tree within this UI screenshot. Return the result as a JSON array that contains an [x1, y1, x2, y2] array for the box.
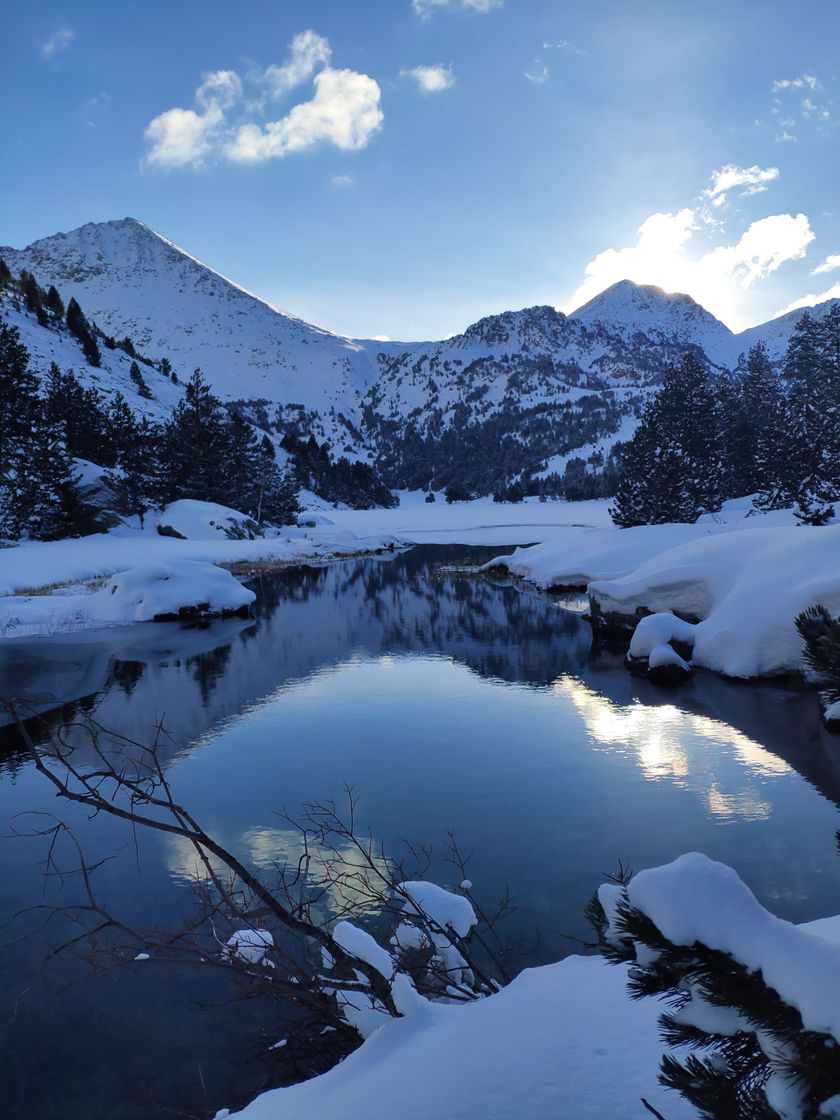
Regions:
[[774, 310, 840, 523], [588, 856, 840, 1120], [611, 353, 723, 526]]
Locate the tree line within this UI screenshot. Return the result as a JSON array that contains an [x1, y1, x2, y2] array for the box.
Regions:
[[612, 305, 840, 526], [0, 319, 300, 541]]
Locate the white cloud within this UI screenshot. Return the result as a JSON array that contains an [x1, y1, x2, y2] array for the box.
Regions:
[[412, 0, 501, 16], [372, 334, 392, 342], [777, 282, 840, 317], [145, 105, 223, 168], [195, 70, 242, 111], [812, 254, 840, 275], [226, 68, 382, 163], [144, 34, 382, 169], [705, 164, 779, 207], [564, 196, 815, 330], [524, 65, 549, 86], [775, 129, 797, 143], [401, 64, 455, 94], [41, 27, 75, 57], [772, 74, 820, 92], [262, 30, 331, 98], [330, 173, 354, 188]]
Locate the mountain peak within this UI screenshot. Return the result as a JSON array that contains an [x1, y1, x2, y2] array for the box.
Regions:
[[569, 279, 732, 346]]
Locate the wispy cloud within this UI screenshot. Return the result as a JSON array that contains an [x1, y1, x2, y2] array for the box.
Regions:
[[401, 64, 455, 94], [705, 164, 779, 207], [766, 72, 831, 142], [812, 253, 840, 276], [144, 31, 383, 169], [412, 0, 501, 17], [330, 173, 354, 188], [524, 65, 549, 86], [41, 26, 75, 58]]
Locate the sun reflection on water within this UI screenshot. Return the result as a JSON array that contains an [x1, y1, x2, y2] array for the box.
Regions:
[[553, 678, 789, 822]]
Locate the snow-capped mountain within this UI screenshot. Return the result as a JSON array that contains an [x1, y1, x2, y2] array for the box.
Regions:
[[2, 218, 838, 496]]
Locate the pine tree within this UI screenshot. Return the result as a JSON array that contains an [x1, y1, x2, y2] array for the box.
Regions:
[[255, 435, 300, 524], [588, 864, 840, 1119], [65, 297, 101, 367], [611, 354, 723, 526], [780, 311, 840, 524], [44, 285, 65, 319], [2, 409, 78, 541], [0, 321, 41, 485], [106, 394, 161, 526], [43, 364, 114, 465], [0, 258, 12, 290], [129, 360, 153, 400], [159, 369, 231, 505]]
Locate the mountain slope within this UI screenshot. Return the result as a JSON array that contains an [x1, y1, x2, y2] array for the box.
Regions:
[[3, 218, 839, 497]]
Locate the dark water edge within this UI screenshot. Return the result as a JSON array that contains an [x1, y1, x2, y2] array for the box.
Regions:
[[0, 544, 838, 1120]]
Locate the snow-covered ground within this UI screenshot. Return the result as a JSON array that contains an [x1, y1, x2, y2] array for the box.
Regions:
[[323, 492, 617, 544], [228, 954, 698, 1120], [0, 517, 399, 639]]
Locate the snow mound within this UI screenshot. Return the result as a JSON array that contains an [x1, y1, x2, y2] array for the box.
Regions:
[[228, 954, 697, 1120], [92, 560, 255, 622], [590, 525, 840, 678], [157, 500, 262, 541], [333, 921, 394, 979], [398, 881, 477, 938]]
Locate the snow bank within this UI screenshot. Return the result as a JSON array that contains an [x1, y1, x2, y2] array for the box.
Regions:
[[625, 853, 840, 1042], [229, 954, 697, 1120], [484, 523, 725, 590], [157, 500, 261, 541], [0, 559, 255, 638], [0, 523, 398, 638], [590, 526, 840, 678]]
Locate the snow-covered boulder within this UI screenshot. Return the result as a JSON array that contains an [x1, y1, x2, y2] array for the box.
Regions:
[[157, 500, 262, 541], [90, 560, 255, 623]]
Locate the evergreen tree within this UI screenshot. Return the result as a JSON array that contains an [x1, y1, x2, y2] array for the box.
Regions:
[[129, 360, 153, 400], [2, 409, 78, 541], [588, 861, 840, 1119], [65, 297, 101, 367], [159, 369, 231, 504], [255, 435, 300, 524], [44, 285, 65, 319], [781, 311, 840, 524], [224, 411, 263, 513], [611, 354, 723, 526], [106, 394, 161, 526], [43, 364, 114, 465], [0, 321, 41, 484], [0, 258, 12, 290]]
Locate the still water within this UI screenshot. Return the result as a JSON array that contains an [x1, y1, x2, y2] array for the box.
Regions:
[[1, 545, 839, 1119]]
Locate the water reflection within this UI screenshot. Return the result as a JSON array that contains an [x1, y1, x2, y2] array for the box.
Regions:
[[1, 545, 839, 1120], [555, 678, 787, 821]]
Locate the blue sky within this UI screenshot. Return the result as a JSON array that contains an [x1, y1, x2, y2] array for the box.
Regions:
[[2, 0, 839, 340]]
